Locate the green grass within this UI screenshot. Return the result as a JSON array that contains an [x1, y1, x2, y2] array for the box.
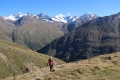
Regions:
[[4, 52, 120, 80], [3, 42, 120, 80], [87, 66, 120, 80], [13, 22, 63, 50], [0, 40, 65, 79], [0, 58, 11, 79], [41, 53, 120, 80]]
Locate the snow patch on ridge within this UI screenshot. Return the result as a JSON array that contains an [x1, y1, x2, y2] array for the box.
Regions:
[[3, 12, 27, 21], [51, 13, 79, 23], [38, 13, 50, 20], [3, 15, 17, 21], [51, 13, 67, 23], [80, 12, 98, 21], [43, 19, 53, 23]]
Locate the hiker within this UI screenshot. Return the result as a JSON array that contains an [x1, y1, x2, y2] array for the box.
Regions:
[[47, 57, 54, 71]]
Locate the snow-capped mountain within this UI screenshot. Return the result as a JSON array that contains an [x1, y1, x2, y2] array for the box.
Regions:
[[80, 12, 98, 21], [3, 12, 39, 21], [3, 12, 51, 21], [3, 12, 28, 21], [25, 13, 39, 19], [51, 14, 67, 23], [51, 13, 79, 23], [37, 13, 50, 20], [3, 12, 98, 23], [71, 13, 98, 25]]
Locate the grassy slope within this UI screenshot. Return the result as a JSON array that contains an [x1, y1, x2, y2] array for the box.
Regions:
[[14, 21, 63, 50], [0, 17, 63, 51], [0, 23, 12, 41], [0, 17, 14, 41], [0, 40, 65, 79], [6, 52, 120, 80]]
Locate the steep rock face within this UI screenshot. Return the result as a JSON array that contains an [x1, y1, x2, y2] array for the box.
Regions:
[[38, 12, 120, 62]]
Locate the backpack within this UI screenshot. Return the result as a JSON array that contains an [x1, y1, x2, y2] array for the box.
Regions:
[[49, 59, 53, 65]]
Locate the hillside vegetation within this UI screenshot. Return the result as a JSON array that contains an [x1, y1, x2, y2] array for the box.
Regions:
[[13, 18, 63, 50], [0, 16, 63, 51], [0, 17, 13, 41], [5, 52, 120, 80], [0, 40, 65, 79]]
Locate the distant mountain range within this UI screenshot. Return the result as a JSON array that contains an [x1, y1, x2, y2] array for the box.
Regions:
[[1, 11, 120, 62], [0, 12, 98, 50], [3, 12, 98, 23], [38, 12, 120, 62]]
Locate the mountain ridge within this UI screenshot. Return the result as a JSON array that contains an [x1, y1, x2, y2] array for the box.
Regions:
[[37, 12, 120, 62], [3, 12, 98, 23]]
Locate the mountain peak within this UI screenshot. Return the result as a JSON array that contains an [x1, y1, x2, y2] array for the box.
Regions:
[[14, 12, 27, 17], [3, 12, 27, 21], [51, 13, 79, 23], [81, 12, 97, 17], [80, 12, 98, 20], [18, 12, 23, 14], [39, 12, 46, 15], [85, 12, 94, 15], [37, 12, 50, 19], [55, 14, 65, 18], [51, 14, 67, 23]]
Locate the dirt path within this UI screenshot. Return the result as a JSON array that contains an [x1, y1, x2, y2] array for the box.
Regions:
[[4, 63, 68, 80], [4, 60, 98, 80]]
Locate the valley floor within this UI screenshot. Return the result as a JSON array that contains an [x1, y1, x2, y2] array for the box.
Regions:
[[5, 52, 120, 80]]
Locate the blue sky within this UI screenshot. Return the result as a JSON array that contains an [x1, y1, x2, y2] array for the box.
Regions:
[[0, 0, 120, 17]]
